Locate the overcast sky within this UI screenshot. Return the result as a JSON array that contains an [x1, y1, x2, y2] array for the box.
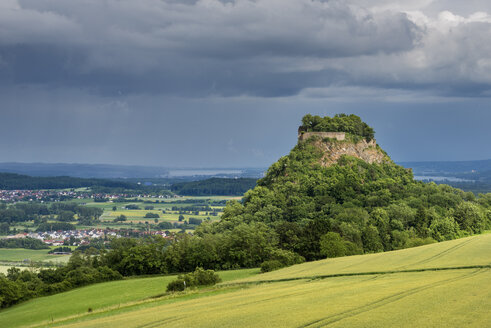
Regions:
[[1, 0, 491, 168]]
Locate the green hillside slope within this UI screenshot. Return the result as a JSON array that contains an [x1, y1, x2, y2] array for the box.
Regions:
[[0, 269, 258, 327], [236, 233, 491, 282], [6, 233, 488, 328]]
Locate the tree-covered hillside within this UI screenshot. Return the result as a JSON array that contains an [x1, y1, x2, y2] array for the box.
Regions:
[[0, 173, 136, 190], [93, 114, 491, 275], [204, 114, 490, 262], [171, 178, 257, 196]]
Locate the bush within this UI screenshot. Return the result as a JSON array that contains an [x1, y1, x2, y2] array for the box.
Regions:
[[260, 260, 284, 273], [185, 267, 221, 286], [405, 237, 436, 248], [166, 268, 221, 293], [188, 217, 203, 225], [48, 246, 72, 254], [166, 279, 186, 292], [113, 215, 127, 222]]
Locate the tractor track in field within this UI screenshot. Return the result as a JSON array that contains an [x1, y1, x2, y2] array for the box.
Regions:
[[396, 237, 476, 270], [233, 275, 380, 308], [297, 268, 488, 328], [222, 264, 491, 287], [136, 315, 184, 328]]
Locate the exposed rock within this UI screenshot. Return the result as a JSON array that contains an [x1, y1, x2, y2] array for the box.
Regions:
[[310, 137, 389, 167]]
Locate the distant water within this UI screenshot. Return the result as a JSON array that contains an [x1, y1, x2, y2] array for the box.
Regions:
[[168, 169, 243, 177], [414, 176, 474, 183]]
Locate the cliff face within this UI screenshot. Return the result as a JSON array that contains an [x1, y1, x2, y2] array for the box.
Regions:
[[308, 137, 389, 167]]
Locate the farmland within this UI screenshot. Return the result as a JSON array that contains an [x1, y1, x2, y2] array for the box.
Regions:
[[1, 196, 236, 234], [1, 234, 489, 327], [0, 248, 70, 264], [0, 268, 259, 327]]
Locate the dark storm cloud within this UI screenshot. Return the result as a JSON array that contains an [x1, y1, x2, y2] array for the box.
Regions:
[[1, 0, 491, 167], [0, 0, 421, 97], [1, 0, 490, 97]]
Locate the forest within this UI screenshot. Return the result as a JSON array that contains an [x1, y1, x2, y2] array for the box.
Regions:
[[171, 177, 257, 196], [0, 173, 136, 190]]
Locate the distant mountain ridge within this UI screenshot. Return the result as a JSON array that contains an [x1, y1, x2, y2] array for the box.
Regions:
[[0, 162, 169, 179], [400, 159, 491, 175], [0, 163, 265, 179]]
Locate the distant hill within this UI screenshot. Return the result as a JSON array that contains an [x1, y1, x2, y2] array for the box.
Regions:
[[400, 159, 491, 193], [171, 178, 257, 196], [0, 163, 170, 179], [400, 159, 491, 175], [0, 163, 265, 179], [0, 172, 136, 190]]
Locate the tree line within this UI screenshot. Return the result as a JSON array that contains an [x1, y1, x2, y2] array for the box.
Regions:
[[0, 173, 136, 190], [0, 202, 103, 234], [300, 114, 375, 141], [171, 178, 257, 196]]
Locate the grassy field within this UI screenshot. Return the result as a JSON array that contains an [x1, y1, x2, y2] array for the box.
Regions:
[[0, 248, 70, 263], [0, 268, 259, 328], [2, 235, 490, 327], [234, 233, 491, 283]]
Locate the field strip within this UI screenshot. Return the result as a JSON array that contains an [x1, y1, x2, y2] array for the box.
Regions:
[[297, 268, 488, 328], [22, 265, 491, 327], [396, 237, 476, 269], [221, 264, 491, 286], [28, 286, 246, 328], [136, 315, 184, 328]]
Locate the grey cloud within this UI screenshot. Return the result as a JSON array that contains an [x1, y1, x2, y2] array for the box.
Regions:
[[0, 0, 419, 97], [0, 0, 490, 98]]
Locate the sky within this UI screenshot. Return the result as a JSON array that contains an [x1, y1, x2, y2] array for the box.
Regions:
[[1, 0, 491, 168]]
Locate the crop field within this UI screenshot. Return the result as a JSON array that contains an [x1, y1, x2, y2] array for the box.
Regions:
[[0, 268, 258, 328], [63, 235, 491, 328], [6, 195, 233, 233], [59, 269, 490, 328], [92, 196, 231, 227], [235, 233, 491, 283], [1, 234, 489, 327]]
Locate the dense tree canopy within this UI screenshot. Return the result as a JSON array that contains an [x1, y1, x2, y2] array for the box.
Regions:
[[300, 114, 375, 141], [171, 178, 257, 196], [0, 173, 135, 190]]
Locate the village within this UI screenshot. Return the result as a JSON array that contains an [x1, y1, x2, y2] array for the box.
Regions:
[[5, 229, 168, 247], [0, 189, 175, 203]]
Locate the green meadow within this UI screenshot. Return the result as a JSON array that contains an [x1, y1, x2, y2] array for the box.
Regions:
[[2, 234, 490, 327], [0, 248, 70, 263], [0, 269, 258, 328]]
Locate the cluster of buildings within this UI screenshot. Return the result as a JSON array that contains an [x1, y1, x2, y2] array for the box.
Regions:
[[0, 189, 81, 202], [9, 229, 169, 246], [24, 229, 120, 246], [0, 189, 176, 203]]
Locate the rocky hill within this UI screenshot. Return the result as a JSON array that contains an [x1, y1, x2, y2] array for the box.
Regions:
[[215, 114, 490, 263], [306, 135, 389, 167]]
